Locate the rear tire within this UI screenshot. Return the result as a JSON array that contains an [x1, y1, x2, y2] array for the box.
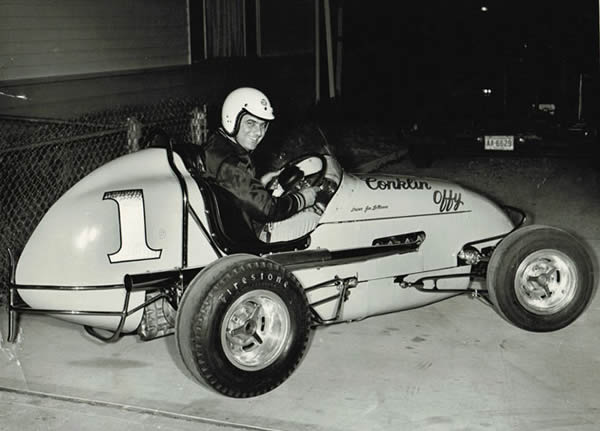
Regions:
[[175, 255, 311, 397], [487, 225, 596, 332]]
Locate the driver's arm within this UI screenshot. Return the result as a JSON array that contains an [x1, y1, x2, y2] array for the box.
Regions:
[[217, 159, 315, 223]]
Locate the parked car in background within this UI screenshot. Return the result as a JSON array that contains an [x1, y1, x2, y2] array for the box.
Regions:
[[404, 101, 598, 168]]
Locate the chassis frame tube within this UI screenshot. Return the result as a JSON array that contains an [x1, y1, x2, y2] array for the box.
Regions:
[[6, 249, 201, 343]]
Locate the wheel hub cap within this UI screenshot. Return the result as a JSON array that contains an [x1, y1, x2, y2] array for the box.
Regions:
[[221, 289, 291, 371], [514, 249, 578, 315]]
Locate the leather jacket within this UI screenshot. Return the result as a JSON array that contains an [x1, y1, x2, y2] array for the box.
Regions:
[[201, 129, 307, 232]]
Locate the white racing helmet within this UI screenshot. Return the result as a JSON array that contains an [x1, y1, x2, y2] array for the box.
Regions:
[[221, 87, 275, 136]]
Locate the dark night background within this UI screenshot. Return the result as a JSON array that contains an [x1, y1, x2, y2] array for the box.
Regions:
[[237, 0, 599, 167], [338, 1, 599, 126], [2, 0, 598, 135]]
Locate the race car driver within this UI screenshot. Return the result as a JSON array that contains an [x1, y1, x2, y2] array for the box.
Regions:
[[202, 87, 319, 240]]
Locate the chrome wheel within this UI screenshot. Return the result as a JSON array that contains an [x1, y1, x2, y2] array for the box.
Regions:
[[221, 289, 291, 371], [514, 249, 578, 315]]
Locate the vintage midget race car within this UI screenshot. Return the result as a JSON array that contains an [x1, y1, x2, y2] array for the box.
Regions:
[[6, 131, 596, 398]]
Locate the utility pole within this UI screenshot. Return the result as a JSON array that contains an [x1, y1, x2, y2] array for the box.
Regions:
[[324, 0, 335, 99], [256, 0, 262, 57], [315, 0, 320, 103]]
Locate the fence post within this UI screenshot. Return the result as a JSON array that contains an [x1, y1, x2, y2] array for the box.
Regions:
[[127, 117, 142, 153], [190, 105, 208, 146]]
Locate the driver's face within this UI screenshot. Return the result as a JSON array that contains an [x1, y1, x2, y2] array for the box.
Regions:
[[235, 113, 269, 151]]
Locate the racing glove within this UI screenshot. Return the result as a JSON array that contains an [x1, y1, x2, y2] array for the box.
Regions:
[[296, 186, 319, 209]]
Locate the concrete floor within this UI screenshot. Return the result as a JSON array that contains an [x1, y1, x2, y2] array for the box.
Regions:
[[1, 153, 599, 431]]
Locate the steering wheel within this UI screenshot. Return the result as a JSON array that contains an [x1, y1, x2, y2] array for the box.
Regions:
[[271, 154, 328, 196]]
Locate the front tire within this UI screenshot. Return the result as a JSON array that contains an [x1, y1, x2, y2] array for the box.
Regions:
[[487, 225, 596, 332], [175, 255, 311, 397]]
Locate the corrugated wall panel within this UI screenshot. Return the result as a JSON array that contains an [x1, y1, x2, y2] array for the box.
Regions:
[[0, 0, 189, 81], [0, 58, 315, 121]]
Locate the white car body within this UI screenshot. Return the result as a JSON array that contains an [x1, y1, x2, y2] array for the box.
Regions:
[[13, 146, 515, 333]]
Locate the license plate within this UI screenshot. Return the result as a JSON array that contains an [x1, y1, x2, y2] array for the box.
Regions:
[[484, 135, 514, 151]]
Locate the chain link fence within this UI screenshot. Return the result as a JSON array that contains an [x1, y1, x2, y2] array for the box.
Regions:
[[0, 98, 207, 301]]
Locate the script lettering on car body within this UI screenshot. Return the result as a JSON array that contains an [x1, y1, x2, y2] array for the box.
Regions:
[[351, 204, 389, 213], [433, 189, 464, 212], [365, 177, 432, 191]]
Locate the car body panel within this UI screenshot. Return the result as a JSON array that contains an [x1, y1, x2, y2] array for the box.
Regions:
[[14, 147, 515, 332], [15, 149, 219, 331], [313, 173, 512, 269]]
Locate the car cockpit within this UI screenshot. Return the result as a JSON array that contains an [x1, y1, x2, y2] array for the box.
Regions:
[[150, 130, 342, 255]]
